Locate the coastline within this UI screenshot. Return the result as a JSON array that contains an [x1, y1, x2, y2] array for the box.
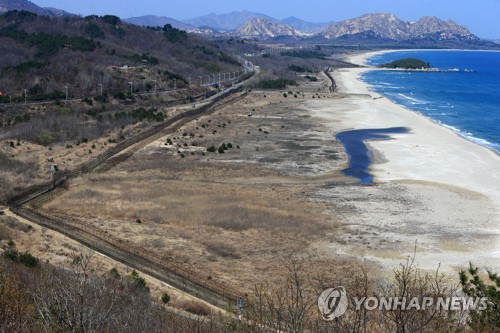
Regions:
[[349, 49, 500, 155], [337, 51, 500, 200], [317, 51, 500, 272]]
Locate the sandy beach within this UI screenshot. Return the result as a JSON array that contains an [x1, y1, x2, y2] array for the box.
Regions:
[[309, 51, 500, 272]]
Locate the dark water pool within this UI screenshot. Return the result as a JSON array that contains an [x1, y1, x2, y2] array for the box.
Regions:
[[335, 127, 410, 184]]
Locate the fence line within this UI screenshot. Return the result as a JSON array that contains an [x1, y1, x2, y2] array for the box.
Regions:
[[8, 85, 250, 309]]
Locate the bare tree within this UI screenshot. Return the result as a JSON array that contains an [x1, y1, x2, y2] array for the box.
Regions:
[[33, 251, 118, 333]]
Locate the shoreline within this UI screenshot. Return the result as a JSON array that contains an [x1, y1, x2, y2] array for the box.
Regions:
[[346, 49, 500, 155], [335, 51, 500, 199], [324, 51, 500, 271]]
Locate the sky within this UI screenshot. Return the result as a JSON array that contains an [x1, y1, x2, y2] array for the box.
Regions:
[[31, 0, 500, 38]]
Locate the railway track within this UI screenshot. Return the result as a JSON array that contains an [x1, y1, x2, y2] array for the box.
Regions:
[[11, 206, 238, 309], [323, 68, 337, 93], [8, 85, 250, 309]]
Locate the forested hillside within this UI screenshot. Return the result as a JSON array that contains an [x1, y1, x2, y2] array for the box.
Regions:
[[0, 11, 241, 100]]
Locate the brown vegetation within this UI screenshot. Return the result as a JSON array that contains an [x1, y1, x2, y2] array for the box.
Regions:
[[0, 12, 241, 98]]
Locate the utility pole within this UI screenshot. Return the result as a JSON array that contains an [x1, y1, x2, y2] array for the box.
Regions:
[[187, 76, 191, 85], [128, 82, 133, 95], [98, 84, 103, 96], [65, 85, 69, 101], [23, 89, 27, 104], [154, 80, 157, 94], [199, 76, 203, 86], [173, 78, 176, 91], [218, 73, 221, 83]]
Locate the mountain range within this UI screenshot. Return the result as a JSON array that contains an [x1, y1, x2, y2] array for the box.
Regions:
[[0, 0, 495, 48], [129, 10, 332, 34], [126, 11, 489, 47]]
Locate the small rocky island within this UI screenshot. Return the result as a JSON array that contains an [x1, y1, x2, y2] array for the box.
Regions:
[[378, 58, 431, 70]]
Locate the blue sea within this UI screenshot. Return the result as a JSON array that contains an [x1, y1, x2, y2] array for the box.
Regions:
[[362, 50, 500, 154]]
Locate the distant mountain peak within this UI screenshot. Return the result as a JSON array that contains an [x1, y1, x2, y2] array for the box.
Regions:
[[0, 0, 47, 15], [234, 17, 307, 38], [183, 10, 271, 31], [0, 0, 75, 17], [322, 13, 478, 42], [124, 15, 194, 31], [281, 16, 333, 33]]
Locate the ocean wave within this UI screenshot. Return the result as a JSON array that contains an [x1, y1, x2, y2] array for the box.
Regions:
[[442, 125, 500, 153], [396, 93, 427, 105], [364, 50, 500, 154], [442, 124, 462, 133], [375, 91, 499, 154]]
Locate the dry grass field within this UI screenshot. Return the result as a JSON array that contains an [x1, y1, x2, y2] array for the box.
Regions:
[[38, 76, 366, 292]]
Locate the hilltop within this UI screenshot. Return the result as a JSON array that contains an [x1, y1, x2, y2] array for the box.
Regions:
[[0, 0, 75, 17], [0, 10, 241, 98], [321, 13, 489, 47], [234, 18, 307, 38]]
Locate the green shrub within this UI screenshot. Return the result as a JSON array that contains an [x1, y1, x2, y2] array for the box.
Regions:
[[84, 23, 105, 38], [162, 24, 187, 43], [113, 92, 126, 100], [18, 252, 39, 267], [2, 244, 40, 268], [109, 267, 121, 279], [101, 15, 121, 25], [288, 64, 309, 72], [39, 130, 55, 145], [459, 263, 500, 330], [258, 79, 298, 90], [305, 75, 318, 82], [127, 53, 159, 65], [127, 270, 149, 292], [161, 292, 171, 304], [130, 108, 164, 122], [207, 146, 216, 153], [83, 97, 93, 105]]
